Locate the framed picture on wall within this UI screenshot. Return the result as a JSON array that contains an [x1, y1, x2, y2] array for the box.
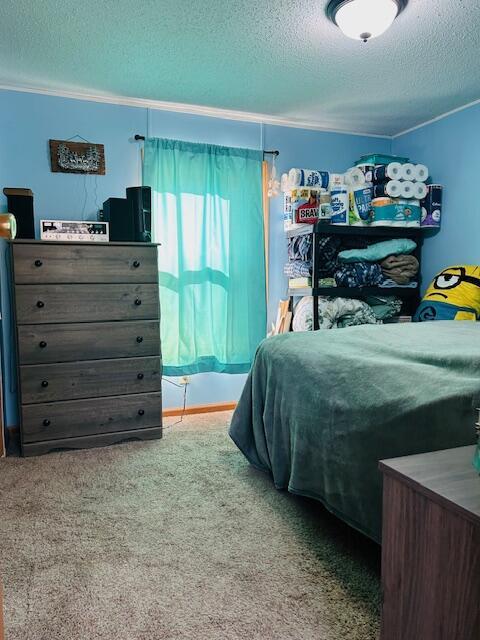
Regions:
[[49, 139, 105, 174]]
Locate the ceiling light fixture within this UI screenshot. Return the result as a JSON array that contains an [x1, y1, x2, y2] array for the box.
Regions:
[[326, 0, 408, 42]]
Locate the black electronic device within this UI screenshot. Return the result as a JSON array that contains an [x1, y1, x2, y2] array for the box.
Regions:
[[101, 187, 151, 242], [3, 187, 35, 239], [127, 186, 151, 243]]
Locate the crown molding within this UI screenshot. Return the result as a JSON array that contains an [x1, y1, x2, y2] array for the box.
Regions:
[[0, 82, 392, 139], [393, 96, 480, 138]]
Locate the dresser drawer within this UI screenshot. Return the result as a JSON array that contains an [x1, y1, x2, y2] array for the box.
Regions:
[[15, 283, 159, 324], [20, 356, 162, 404], [22, 392, 162, 443], [12, 243, 158, 284], [18, 320, 160, 364]]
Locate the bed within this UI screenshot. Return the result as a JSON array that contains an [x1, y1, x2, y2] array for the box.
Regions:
[[229, 321, 480, 542]]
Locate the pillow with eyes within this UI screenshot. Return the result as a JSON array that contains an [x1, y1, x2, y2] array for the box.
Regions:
[[414, 266, 480, 322]]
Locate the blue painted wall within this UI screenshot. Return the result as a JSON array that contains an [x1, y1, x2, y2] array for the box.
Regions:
[[0, 88, 390, 427], [392, 103, 480, 290]]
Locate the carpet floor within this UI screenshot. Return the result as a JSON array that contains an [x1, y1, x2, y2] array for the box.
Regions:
[[0, 411, 381, 640]]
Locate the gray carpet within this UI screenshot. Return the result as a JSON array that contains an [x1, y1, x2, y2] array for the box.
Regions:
[[0, 412, 380, 640]]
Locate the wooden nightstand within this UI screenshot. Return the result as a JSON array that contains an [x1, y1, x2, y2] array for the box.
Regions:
[[379, 446, 480, 640]]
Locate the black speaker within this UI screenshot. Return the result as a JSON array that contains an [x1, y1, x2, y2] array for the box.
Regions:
[[102, 197, 134, 242], [3, 188, 35, 239], [101, 187, 152, 243], [127, 186, 151, 243]]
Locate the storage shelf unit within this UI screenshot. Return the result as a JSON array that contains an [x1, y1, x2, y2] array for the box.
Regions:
[[287, 223, 423, 330]]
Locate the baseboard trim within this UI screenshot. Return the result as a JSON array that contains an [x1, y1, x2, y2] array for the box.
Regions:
[[163, 401, 237, 417]]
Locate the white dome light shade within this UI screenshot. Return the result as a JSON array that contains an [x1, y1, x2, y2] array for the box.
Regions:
[[329, 0, 404, 42]]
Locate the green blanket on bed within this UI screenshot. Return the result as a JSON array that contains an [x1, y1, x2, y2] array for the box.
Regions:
[[229, 321, 480, 541]]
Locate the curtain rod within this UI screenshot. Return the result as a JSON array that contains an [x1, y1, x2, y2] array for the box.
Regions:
[[133, 135, 279, 156]]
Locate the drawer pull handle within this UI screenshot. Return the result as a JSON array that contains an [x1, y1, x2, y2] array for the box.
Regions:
[[43, 419, 51, 427], [134, 298, 142, 306], [41, 380, 49, 388], [138, 409, 145, 416], [36, 300, 45, 308], [39, 341, 47, 349], [34, 259, 43, 267], [137, 373, 144, 380], [133, 260, 140, 268], [136, 336, 143, 343]]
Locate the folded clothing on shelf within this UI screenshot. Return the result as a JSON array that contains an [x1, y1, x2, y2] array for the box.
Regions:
[[363, 295, 403, 321], [287, 234, 312, 261], [317, 235, 341, 276], [287, 234, 341, 277], [334, 262, 384, 288], [292, 296, 379, 331], [381, 254, 419, 284], [379, 279, 418, 289], [284, 260, 312, 278], [338, 238, 417, 263]]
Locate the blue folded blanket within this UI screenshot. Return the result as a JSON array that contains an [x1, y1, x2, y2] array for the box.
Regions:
[[338, 238, 417, 263]]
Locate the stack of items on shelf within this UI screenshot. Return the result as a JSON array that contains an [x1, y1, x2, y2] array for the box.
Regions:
[[284, 234, 339, 290], [334, 238, 419, 289], [292, 295, 403, 332], [283, 236, 420, 331], [281, 154, 443, 231]]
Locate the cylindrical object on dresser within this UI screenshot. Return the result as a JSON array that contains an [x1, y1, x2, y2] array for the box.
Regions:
[[414, 164, 429, 182], [421, 184, 443, 228], [400, 181, 415, 198], [0, 213, 17, 239], [400, 163, 416, 181], [330, 185, 349, 225], [373, 162, 402, 183], [413, 182, 428, 200], [288, 168, 329, 189], [373, 180, 403, 198]]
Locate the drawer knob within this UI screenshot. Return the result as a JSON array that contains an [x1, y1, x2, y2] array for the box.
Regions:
[[41, 380, 49, 388], [134, 298, 142, 306], [39, 341, 47, 349], [34, 259, 43, 267], [36, 300, 45, 308], [43, 419, 51, 427], [136, 336, 143, 343], [133, 260, 140, 268], [137, 373, 144, 380], [138, 409, 145, 416]]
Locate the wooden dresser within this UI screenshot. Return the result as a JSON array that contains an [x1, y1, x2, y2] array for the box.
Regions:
[[10, 240, 162, 456], [380, 446, 480, 640]]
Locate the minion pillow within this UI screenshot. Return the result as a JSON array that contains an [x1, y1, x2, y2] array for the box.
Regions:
[[414, 266, 480, 322]]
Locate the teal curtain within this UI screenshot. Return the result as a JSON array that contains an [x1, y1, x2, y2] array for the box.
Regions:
[[143, 137, 266, 376]]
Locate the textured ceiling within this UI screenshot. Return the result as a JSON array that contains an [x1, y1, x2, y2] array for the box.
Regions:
[[0, 0, 479, 136]]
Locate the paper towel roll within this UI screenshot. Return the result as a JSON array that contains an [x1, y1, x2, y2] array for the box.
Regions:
[[413, 182, 428, 200], [414, 164, 429, 182], [400, 181, 415, 198], [281, 173, 289, 192], [288, 168, 329, 189], [373, 162, 402, 182], [344, 167, 366, 187], [400, 163, 416, 180], [373, 180, 402, 198]]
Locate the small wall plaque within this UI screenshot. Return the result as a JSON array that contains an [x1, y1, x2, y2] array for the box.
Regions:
[[49, 139, 105, 174]]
